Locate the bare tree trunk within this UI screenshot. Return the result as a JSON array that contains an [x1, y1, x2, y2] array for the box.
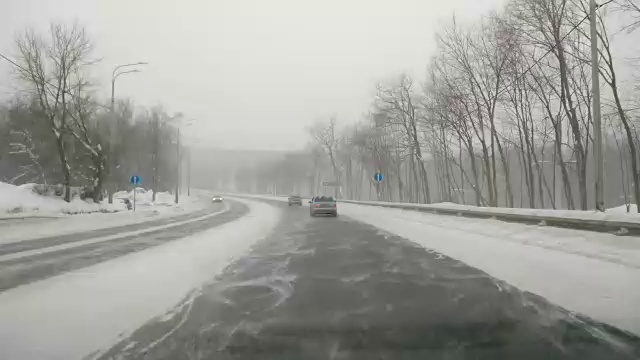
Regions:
[[596, 22, 640, 211], [516, 126, 533, 207], [494, 134, 513, 207], [152, 120, 159, 202]]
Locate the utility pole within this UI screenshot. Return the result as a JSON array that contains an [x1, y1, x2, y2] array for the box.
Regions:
[[152, 119, 159, 203], [187, 147, 191, 196], [590, 0, 604, 211], [175, 127, 180, 204]]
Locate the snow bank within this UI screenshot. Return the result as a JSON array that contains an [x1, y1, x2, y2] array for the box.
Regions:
[[113, 188, 177, 208], [0, 197, 280, 360], [0, 189, 213, 244], [607, 204, 639, 214], [0, 182, 125, 218], [344, 199, 640, 224], [339, 203, 640, 337]]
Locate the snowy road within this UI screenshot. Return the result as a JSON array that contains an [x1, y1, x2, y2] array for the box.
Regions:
[[0, 198, 278, 360], [100, 199, 640, 360], [0, 201, 244, 292]]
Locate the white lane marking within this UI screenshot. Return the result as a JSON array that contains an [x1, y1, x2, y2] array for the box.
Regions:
[[0, 202, 230, 263]]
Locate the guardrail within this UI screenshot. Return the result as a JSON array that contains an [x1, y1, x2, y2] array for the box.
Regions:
[[339, 200, 639, 236], [227, 193, 639, 235]]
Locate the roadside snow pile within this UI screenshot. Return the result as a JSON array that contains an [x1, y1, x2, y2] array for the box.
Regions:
[[607, 204, 639, 214], [0, 182, 125, 217], [340, 199, 640, 224], [113, 188, 176, 208], [1, 189, 213, 244]]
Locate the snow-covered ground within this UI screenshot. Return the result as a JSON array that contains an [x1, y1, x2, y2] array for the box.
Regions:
[[112, 188, 182, 209], [0, 189, 212, 244], [346, 199, 640, 224], [339, 203, 640, 336], [0, 182, 125, 218], [0, 197, 280, 360], [0, 182, 206, 219], [0, 204, 230, 263]]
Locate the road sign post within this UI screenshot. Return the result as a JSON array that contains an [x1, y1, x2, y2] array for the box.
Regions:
[[374, 173, 384, 201], [130, 175, 140, 212]]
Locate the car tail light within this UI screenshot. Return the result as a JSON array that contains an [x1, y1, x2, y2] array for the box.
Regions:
[[314, 204, 319, 208], [332, 203, 336, 208]]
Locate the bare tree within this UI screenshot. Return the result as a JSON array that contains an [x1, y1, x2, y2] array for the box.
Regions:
[[308, 117, 341, 197], [617, 0, 640, 32], [581, 5, 640, 211], [15, 23, 92, 201], [376, 75, 431, 203]]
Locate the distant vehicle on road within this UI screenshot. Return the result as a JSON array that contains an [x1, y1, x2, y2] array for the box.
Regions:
[[309, 196, 337, 217], [212, 195, 224, 203], [288, 195, 302, 206]]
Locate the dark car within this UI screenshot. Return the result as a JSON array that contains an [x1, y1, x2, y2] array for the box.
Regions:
[[288, 195, 302, 206], [309, 196, 337, 217]]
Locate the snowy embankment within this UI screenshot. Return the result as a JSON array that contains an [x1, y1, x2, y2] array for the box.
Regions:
[[0, 187, 211, 244], [343, 199, 640, 226], [239, 194, 640, 336], [0, 197, 280, 360], [0, 182, 125, 218]]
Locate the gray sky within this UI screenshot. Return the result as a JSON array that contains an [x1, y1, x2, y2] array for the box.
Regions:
[[3, 0, 509, 150]]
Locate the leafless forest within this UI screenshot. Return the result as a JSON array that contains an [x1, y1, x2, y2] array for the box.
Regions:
[[2, 0, 640, 211], [234, 0, 640, 211]]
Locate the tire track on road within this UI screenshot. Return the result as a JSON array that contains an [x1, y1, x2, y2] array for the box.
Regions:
[[101, 200, 640, 360], [0, 205, 222, 256], [0, 201, 249, 292]]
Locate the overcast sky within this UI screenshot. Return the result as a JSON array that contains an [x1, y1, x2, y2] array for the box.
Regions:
[[1, 0, 528, 150]]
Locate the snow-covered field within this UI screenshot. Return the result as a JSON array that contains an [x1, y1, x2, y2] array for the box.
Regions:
[[339, 203, 640, 336], [0, 188, 212, 244], [0, 197, 280, 360], [237, 194, 640, 336]]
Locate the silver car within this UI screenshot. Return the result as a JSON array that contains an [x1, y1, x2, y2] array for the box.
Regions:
[[288, 195, 302, 206], [309, 196, 337, 217]]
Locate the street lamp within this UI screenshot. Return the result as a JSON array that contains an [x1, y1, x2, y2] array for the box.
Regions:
[[111, 62, 148, 110], [173, 119, 196, 203], [163, 115, 195, 204], [107, 62, 147, 203]]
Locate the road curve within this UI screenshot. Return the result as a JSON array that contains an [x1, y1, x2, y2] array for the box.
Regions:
[[0, 200, 248, 292]]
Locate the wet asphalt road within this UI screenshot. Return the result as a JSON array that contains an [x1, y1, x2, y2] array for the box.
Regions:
[[0, 201, 247, 292], [99, 199, 640, 360]]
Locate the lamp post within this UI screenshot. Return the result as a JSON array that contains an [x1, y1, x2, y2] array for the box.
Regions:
[[111, 62, 148, 111], [175, 127, 180, 204], [172, 118, 195, 204], [107, 62, 147, 203]]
